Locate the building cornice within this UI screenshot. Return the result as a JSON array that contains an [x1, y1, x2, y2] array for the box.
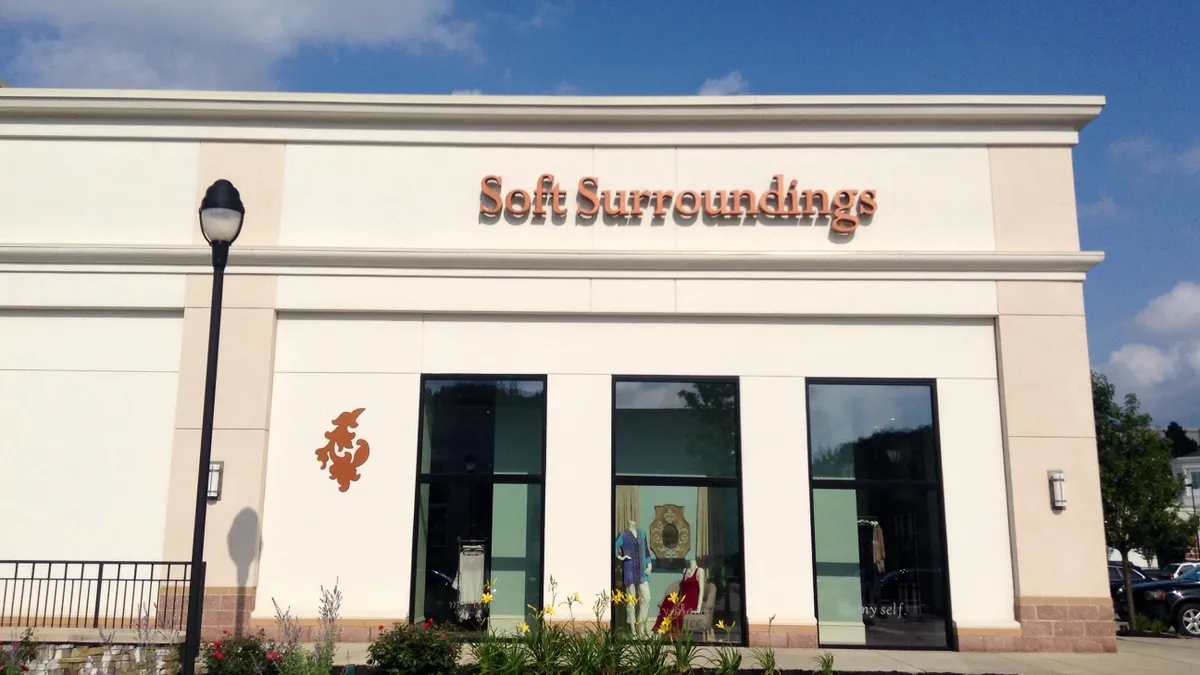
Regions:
[[0, 244, 1105, 275], [0, 90, 1105, 130]]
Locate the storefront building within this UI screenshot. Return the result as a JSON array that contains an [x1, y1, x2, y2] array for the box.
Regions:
[[0, 90, 1113, 652]]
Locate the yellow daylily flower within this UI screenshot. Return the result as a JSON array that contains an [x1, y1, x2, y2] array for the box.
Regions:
[[612, 590, 625, 603], [519, 623, 530, 634], [544, 605, 555, 616], [480, 592, 493, 604], [658, 622, 670, 635], [626, 594, 639, 606], [572, 592, 581, 603], [716, 620, 727, 630], [668, 592, 679, 604]]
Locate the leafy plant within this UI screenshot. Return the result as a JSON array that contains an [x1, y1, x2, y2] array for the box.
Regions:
[[201, 629, 282, 675], [95, 603, 182, 675], [707, 620, 741, 675], [2, 629, 38, 675], [748, 614, 777, 675], [624, 634, 667, 675], [1132, 613, 1170, 634], [666, 630, 697, 675], [367, 621, 460, 675], [272, 579, 342, 675], [813, 650, 836, 675]]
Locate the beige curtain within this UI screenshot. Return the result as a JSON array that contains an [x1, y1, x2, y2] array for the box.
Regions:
[[695, 487, 710, 563], [615, 485, 640, 535]]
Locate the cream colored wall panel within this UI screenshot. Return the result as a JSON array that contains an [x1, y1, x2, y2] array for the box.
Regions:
[[279, 144, 596, 250], [739, 376, 815, 625], [996, 315, 1094, 439], [990, 148, 1081, 253], [275, 275, 592, 314], [674, 147, 996, 253], [543, 375, 613, 612], [419, 317, 998, 380], [255, 372, 420, 618], [936, 378, 1018, 630], [0, 369, 177, 560], [0, 312, 183, 371], [589, 279, 675, 314], [0, 140, 199, 245], [996, 281, 1085, 316], [274, 315, 424, 374], [0, 272, 185, 309], [1006, 436, 1109, 598], [676, 280, 998, 317], [174, 308, 276, 431], [278, 144, 999, 254]]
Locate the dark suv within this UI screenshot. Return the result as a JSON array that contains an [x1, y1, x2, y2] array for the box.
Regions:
[[1113, 566, 1200, 637], [1108, 563, 1149, 597]]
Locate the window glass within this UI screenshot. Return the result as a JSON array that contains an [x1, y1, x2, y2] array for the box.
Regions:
[[612, 378, 745, 645], [420, 379, 545, 476], [808, 381, 949, 649], [807, 383, 937, 482], [412, 377, 545, 634], [614, 380, 737, 478]]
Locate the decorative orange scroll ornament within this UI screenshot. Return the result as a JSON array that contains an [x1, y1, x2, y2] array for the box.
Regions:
[[315, 408, 370, 492]]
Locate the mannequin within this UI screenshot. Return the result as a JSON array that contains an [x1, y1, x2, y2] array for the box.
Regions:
[[652, 559, 705, 634], [614, 520, 652, 634]]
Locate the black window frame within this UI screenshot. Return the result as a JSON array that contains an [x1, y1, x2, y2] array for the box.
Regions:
[[609, 374, 750, 647], [804, 377, 955, 652], [407, 373, 549, 629]]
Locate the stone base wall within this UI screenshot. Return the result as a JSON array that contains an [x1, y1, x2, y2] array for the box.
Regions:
[[199, 587, 258, 640], [957, 597, 1117, 653], [27, 644, 178, 675], [747, 624, 818, 648]]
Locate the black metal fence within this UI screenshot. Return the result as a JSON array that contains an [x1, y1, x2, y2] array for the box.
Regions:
[[0, 561, 192, 630]]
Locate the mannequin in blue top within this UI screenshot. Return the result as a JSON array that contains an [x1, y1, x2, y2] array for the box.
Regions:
[[615, 520, 652, 634]]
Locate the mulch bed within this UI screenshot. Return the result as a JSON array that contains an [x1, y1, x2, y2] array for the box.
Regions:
[[1117, 628, 1180, 639], [333, 662, 1008, 667], [335, 669, 1008, 675]]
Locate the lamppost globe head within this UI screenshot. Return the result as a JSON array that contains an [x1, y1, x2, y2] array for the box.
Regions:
[[199, 179, 245, 245]]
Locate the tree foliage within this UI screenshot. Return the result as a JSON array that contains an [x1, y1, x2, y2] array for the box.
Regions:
[[1165, 421, 1200, 459], [1093, 370, 1181, 624]]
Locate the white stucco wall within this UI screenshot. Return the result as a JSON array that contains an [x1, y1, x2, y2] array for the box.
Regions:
[[254, 313, 1012, 629], [0, 312, 183, 560]]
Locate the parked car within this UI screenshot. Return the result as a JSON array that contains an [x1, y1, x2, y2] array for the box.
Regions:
[[1158, 561, 1200, 580], [1108, 563, 1149, 597], [1113, 566, 1200, 637]]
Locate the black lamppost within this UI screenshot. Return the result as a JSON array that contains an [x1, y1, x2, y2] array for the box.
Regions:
[[181, 179, 245, 675]]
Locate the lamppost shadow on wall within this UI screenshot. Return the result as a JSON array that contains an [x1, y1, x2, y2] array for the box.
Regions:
[[227, 508, 261, 637]]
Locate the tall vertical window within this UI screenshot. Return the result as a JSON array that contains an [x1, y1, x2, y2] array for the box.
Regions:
[[411, 377, 546, 634], [807, 380, 951, 649], [612, 377, 746, 644]]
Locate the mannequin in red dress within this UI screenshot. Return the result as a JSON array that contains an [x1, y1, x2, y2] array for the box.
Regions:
[[652, 560, 705, 633]]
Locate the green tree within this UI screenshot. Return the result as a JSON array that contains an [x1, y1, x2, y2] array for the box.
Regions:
[[1152, 512, 1200, 566], [1094, 371, 1181, 625], [1165, 421, 1200, 459]]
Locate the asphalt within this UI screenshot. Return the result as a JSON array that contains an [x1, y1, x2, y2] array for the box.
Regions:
[[322, 635, 1200, 673]]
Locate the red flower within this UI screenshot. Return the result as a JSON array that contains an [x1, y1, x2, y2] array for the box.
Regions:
[[378, 625, 384, 630], [266, 651, 280, 661], [222, 630, 229, 635], [212, 641, 223, 649], [439, 633, 446, 639], [20, 667, 28, 673], [214, 652, 224, 661], [421, 619, 432, 629]]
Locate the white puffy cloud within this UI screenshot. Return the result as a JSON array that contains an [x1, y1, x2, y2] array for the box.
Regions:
[[697, 71, 748, 96], [1103, 281, 1200, 424], [0, 0, 478, 89], [1109, 137, 1200, 176]]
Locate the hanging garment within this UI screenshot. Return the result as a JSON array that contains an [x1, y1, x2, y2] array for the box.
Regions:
[[872, 524, 886, 573], [457, 546, 486, 617], [652, 568, 701, 633], [615, 529, 651, 585]]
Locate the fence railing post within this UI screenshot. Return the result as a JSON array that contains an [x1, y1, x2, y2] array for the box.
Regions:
[[92, 562, 104, 629]]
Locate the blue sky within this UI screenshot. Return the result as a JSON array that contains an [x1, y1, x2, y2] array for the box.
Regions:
[[1, 0, 1197, 424]]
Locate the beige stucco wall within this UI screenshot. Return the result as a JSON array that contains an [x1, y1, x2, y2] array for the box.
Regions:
[[161, 143, 284, 588], [990, 146, 1107, 601]]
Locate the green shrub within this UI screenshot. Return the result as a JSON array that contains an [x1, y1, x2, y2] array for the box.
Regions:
[[367, 622, 461, 675], [201, 630, 282, 675], [1132, 613, 1170, 634]]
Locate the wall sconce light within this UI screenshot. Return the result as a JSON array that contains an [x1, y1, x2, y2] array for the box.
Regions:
[[208, 461, 224, 502], [1048, 470, 1066, 511]]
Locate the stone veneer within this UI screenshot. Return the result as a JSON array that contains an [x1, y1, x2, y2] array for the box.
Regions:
[[747, 624, 818, 648], [957, 597, 1117, 653], [198, 587, 258, 641]]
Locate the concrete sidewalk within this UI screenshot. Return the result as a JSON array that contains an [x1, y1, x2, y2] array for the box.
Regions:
[[327, 636, 1200, 673]]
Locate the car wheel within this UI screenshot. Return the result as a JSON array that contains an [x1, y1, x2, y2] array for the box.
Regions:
[[1176, 603, 1200, 638]]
